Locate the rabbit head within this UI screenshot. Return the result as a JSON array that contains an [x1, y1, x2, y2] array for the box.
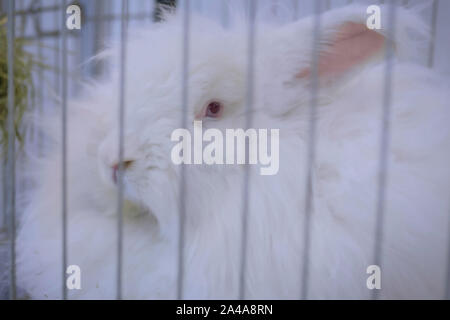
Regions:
[[83, 5, 426, 240]]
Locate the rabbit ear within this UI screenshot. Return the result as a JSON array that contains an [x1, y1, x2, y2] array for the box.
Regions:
[[296, 21, 385, 81], [289, 5, 429, 83]]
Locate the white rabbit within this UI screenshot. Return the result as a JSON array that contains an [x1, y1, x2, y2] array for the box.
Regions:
[[15, 4, 450, 299]]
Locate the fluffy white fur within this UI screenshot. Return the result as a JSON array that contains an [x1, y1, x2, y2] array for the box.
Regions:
[[16, 5, 450, 299]]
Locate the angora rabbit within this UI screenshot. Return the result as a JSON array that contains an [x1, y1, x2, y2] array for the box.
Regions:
[[16, 5, 450, 299]]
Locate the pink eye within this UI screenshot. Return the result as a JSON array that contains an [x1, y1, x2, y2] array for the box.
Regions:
[[205, 101, 223, 118]]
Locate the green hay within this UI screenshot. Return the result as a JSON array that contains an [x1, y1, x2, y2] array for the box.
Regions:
[[0, 15, 35, 155]]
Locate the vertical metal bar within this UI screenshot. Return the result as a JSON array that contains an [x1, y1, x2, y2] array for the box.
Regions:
[[238, 0, 256, 300], [300, 0, 321, 300], [16, 0, 25, 202], [325, 0, 331, 11], [177, 0, 190, 300], [73, 2, 83, 95], [271, 0, 278, 18], [37, 0, 44, 156], [103, 0, 112, 77], [93, 0, 106, 77], [1, 0, 11, 230], [2, 158, 6, 231], [7, 0, 16, 300], [371, 1, 396, 301], [428, 0, 439, 68], [54, 0, 61, 96], [61, 0, 68, 301], [446, 213, 450, 299], [151, 0, 153, 20], [2, 0, 5, 233], [1, 0, 14, 232], [293, 0, 299, 20], [221, 0, 228, 27], [1, 0, 9, 230], [117, 0, 129, 300]]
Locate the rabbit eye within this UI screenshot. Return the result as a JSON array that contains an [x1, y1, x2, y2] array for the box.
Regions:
[[205, 101, 223, 118]]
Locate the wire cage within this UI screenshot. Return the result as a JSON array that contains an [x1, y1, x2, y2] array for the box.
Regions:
[[0, 0, 449, 300]]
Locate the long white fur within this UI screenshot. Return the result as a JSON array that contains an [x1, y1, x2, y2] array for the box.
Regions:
[[15, 5, 450, 299]]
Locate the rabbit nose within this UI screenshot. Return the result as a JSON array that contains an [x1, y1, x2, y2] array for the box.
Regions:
[[112, 160, 135, 184]]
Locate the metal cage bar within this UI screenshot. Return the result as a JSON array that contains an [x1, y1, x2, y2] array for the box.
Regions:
[[371, 0, 397, 301], [54, 0, 60, 94], [238, 0, 257, 300], [36, 0, 44, 155], [293, 0, 299, 20], [116, 0, 129, 301], [446, 215, 450, 299], [428, 0, 439, 68], [1, 150, 6, 232], [177, 0, 190, 300], [7, 0, 17, 301], [300, 0, 321, 300], [60, 0, 69, 301]]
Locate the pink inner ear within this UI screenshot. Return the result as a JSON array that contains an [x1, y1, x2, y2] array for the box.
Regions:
[[297, 22, 385, 79]]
